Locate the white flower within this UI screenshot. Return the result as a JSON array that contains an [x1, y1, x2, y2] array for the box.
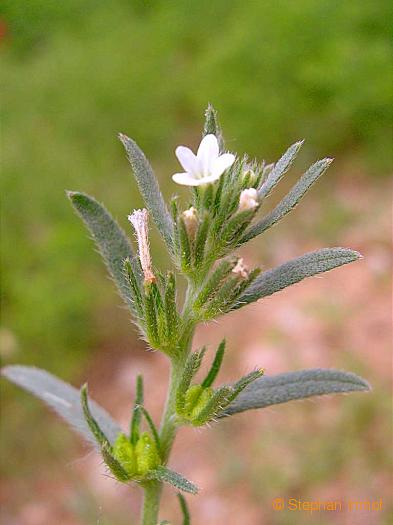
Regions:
[[173, 134, 235, 186], [128, 209, 155, 283], [238, 188, 259, 212]]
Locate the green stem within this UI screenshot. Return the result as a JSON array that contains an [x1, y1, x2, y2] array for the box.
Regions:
[[139, 326, 195, 525], [141, 481, 161, 525]]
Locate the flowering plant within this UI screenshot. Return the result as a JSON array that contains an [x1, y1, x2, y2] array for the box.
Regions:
[[2, 105, 370, 524]]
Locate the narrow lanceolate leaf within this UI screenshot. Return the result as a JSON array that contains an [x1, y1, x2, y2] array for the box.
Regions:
[[119, 134, 174, 251], [177, 493, 191, 525], [203, 103, 224, 152], [164, 272, 178, 340], [124, 258, 144, 317], [101, 442, 131, 482], [193, 386, 233, 425], [67, 191, 135, 310], [81, 384, 111, 448], [194, 258, 237, 309], [148, 466, 199, 494], [227, 369, 265, 404], [232, 248, 361, 310], [244, 158, 333, 242], [193, 215, 209, 268], [1, 366, 121, 447], [130, 375, 144, 444], [220, 369, 370, 417], [136, 406, 161, 453], [201, 340, 226, 388], [178, 217, 192, 273], [176, 349, 207, 412], [258, 140, 304, 199]]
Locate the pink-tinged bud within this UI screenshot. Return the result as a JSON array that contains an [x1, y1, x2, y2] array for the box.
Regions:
[[232, 258, 249, 279], [238, 188, 259, 212], [128, 209, 155, 283], [182, 206, 198, 237]]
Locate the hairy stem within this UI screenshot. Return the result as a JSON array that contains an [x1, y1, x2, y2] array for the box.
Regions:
[[140, 324, 195, 524], [141, 481, 161, 525]]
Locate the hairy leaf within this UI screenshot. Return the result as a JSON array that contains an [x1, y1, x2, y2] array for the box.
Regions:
[[68, 191, 135, 310], [2, 366, 121, 447], [131, 375, 144, 444], [81, 384, 111, 448], [203, 103, 224, 152], [244, 158, 332, 242], [147, 466, 199, 494], [119, 134, 174, 251], [258, 140, 304, 199], [221, 369, 370, 417], [201, 340, 225, 388], [233, 248, 361, 310], [101, 442, 131, 482]]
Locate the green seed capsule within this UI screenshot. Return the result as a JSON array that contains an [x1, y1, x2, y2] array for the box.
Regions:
[[183, 385, 204, 416], [135, 432, 161, 476], [190, 387, 214, 419], [112, 433, 137, 477]]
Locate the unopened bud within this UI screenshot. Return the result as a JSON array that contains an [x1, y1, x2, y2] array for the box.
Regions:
[[238, 188, 258, 212], [242, 166, 257, 184], [232, 258, 249, 279], [182, 206, 198, 237], [128, 209, 155, 283]]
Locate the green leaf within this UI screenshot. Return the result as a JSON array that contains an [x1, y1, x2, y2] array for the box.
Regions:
[[130, 375, 144, 444], [164, 272, 178, 343], [243, 158, 333, 242], [203, 103, 224, 152], [176, 349, 206, 413], [135, 406, 161, 454], [220, 369, 370, 417], [227, 369, 264, 404], [258, 140, 304, 198], [147, 466, 199, 494], [119, 134, 174, 251], [67, 191, 135, 311], [193, 385, 233, 425], [178, 216, 192, 273], [201, 340, 225, 388], [177, 493, 191, 525], [1, 366, 121, 447], [124, 258, 144, 317], [193, 214, 209, 268], [232, 248, 361, 310], [81, 384, 111, 448], [193, 258, 237, 309], [101, 442, 131, 482]]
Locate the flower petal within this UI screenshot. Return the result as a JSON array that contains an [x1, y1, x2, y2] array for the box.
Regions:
[[175, 146, 198, 175], [211, 153, 235, 177], [172, 172, 201, 186], [197, 134, 219, 176]]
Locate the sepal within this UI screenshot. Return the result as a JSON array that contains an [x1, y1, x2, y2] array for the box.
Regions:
[[147, 466, 199, 495]]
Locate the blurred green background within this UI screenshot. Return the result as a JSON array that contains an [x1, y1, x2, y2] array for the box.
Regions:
[[1, 1, 392, 524]]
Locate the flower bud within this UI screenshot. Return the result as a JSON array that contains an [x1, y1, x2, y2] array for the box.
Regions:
[[238, 188, 259, 212], [232, 258, 249, 279], [242, 166, 257, 185], [128, 209, 155, 283], [182, 206, 198, 237]]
